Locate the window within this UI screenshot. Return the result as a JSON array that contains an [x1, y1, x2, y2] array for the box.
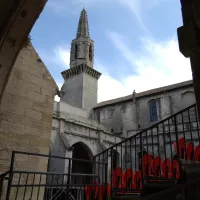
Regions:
[[75, 44, 78, 59], [96, 110, 100, 122], [149, 99, 159, 122], [89, 45, 92, 62], [121, 105, 126, 113]]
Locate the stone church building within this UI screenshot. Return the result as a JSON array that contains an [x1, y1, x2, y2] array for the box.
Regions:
[[49, 9, 196, 178], [0, 1, 199, 199]]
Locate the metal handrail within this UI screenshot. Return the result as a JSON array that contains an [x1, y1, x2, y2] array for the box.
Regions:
[[95, 103, 196, 157]]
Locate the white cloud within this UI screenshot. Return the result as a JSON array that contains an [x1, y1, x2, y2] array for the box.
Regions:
[[47, 0, 160, 32], [104, 31, 192, 98], [51, 32, 192, 103], [52, 46, 70, 68], [37, 46, 70, 102], [38, 45, 70, 70], [47, 0, 146, 30], [47, 0, 114, 14], [118, 0, 147, 32]]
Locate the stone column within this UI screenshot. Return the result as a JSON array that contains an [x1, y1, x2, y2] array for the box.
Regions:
[[178, 0, 200, 118], [132, 90, 137, 134], [64, 150, 73, 184], [107, 156, 112, 183], [160, 95, 171, 119]]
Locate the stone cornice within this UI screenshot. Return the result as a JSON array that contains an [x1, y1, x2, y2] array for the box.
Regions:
[[61, 64, 101, 80]]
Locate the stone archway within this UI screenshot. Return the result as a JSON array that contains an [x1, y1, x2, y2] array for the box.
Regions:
[[71, 142, 93, 184]]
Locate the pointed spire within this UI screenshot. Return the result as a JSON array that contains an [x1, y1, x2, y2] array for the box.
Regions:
[[76, 9, 90, 38]]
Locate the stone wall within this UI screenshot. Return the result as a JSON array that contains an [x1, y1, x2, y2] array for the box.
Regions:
[[94, 86, 195, 137], [0, 0, 47, 105], [0, 43, 57, 199], [49, 101, 124, 180]]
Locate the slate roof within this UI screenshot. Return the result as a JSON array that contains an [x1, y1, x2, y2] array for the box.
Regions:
[[94, 80, 193, 109]]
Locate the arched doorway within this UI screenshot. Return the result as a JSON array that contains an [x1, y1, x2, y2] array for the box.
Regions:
[[71, 142, 93, 184]]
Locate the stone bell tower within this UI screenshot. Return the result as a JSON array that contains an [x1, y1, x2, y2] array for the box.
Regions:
[[60, 9, 101, 109]]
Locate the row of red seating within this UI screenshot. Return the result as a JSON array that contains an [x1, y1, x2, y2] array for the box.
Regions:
[[84, 157, 179, 200], [112, 157, 180, 190], [85, 138, 200, 199], [85, 183, 111, 200], [85, 154, 180, 199], [174, 137, 200, 161]]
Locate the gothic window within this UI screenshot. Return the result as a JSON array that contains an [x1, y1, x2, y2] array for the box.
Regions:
[[89, 45, 92, 62], [75, 44, 78, 59], [121, 105, 126, 113], [148, 99, 160, 122], [96, 110, 100, 122], [108, 108, 115, 119]]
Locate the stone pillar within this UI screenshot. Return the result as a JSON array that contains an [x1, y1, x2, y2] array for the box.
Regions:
[[160, 95, 171, 119], [107, 156, 112, 183], [132, 90, 137, 132], [177, 0, 200, 118], [64, 150, 73, 184]]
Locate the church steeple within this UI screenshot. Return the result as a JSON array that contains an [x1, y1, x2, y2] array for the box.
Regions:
[[76, 9, 90, 38], [61, 9, 101, 110], [70, 9, 94, 69]]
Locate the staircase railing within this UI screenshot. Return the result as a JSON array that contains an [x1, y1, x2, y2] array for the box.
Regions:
[[3, 151, 107, 200], [93, 103, 200, 198]]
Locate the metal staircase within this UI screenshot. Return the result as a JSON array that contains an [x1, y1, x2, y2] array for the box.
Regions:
[[94, 103, 200, 200]]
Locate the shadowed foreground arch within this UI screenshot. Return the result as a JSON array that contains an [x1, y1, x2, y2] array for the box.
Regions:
[[72, 142, 93, 184]]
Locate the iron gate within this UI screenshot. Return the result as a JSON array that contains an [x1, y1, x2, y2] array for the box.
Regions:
[[0, 151, 108, 200]]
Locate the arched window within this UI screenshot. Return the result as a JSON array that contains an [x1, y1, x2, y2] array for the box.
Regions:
[[89, 45, 92, 62], [74, 44, 78, 59], [148, 99, 158, 122]]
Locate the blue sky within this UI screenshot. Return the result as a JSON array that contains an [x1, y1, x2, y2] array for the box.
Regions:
[[30, 0, 192, 102]]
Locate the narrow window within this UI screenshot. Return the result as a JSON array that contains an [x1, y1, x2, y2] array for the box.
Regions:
[[89, 45, 92, 61], [96, 110, 100, 122], [75, 44, 78, 59], [149, 99, 158, 122]]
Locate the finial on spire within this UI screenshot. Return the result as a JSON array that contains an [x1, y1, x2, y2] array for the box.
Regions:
[[76, 9, 90, 38]]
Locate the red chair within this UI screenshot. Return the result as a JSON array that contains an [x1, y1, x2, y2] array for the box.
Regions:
[[112, 167, 123, 188], [174, 138, 186, 159], [123, 168, 135, 188], [141, 154, 154, 176], [195, 144, 200, 161], [99, 183, 111, 200], [85, 186, 90, 200], [171, 160, 180, 179], [85, 183, 98, 200], [186, 141, 194, 161], [133, 170, 142, 189], [153, 156, 162, 177], [174, 141, 177, 153], [162, 159, 172, 178]]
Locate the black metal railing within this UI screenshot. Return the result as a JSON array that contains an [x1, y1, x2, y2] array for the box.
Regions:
[[0, 171, 9, 199], [2, 151, 108, 200], [94, 103, 200, 198]]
